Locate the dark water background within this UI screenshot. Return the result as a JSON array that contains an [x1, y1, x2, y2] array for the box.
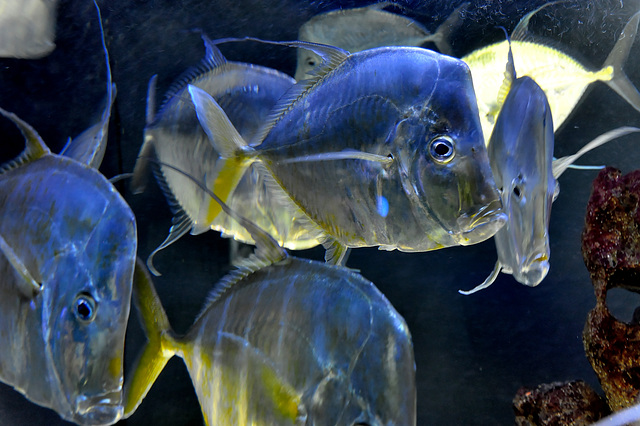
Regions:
[[1, 0, 640, 424]]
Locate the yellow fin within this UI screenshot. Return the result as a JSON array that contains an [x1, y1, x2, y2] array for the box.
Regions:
[[124, 259, 181, 418]]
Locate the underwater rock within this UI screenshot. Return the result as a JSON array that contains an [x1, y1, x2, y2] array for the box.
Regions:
[[581, 167, 640, 295], [581, 167, 640, 411], [512, 380, 610, 425]]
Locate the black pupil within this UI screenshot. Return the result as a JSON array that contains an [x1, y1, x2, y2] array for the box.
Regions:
[[433, 140, 451, 157], [513, 186, 522, 198], [77, 299, 92, 319], [308, 59, 315, 66]]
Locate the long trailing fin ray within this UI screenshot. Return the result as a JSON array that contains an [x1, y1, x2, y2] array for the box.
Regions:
[[188, 84, 250, 158], [459, 260, 502, 295], [0, 232, 42, 298], [124, 258, 179, 418], [511, 0, 571, 42], [603, 10, 640, 115], [146, 213, 193, 276], [278, 151, 393, 165], [492, 26, 516, 120], [0, 107, 50, 174], [145, 74, 158, 125], [209, 37, 349, 146], [131, 76, 159, 193], [552, 126, 640, 179], [142, 157, 287, 265]]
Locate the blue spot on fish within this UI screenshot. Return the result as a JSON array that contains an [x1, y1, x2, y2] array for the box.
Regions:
[[377, 195, 389, 218]]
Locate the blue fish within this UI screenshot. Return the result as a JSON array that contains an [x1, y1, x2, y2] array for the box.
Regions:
[[189, 38, 506, 264], [123, 161, 416, 425], [0, 107, 136, 425]]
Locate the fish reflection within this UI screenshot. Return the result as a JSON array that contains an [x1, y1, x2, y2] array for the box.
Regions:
[[0, 107, 136, 425]]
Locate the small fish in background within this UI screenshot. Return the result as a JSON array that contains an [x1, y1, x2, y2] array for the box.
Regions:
[[0, 107, 136, 425], [60, 0, 116, 169], [131, 35, 323, 275], [294, 2, 469, 80], [189, 38, 506, 265], [459, 39, 640, 294], [123, 163, 416, 425], [0, 0, 57, 58], [462, 3, 640, 142]]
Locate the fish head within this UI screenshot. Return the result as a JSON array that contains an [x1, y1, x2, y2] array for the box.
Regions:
[[42, 202, 136, 425], [488, 76, 555, 287], [396, 57, 505, 247]]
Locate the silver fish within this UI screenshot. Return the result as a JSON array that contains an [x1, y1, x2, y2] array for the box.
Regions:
[[0, 0, 57, 58], [190, 38, 506, 264], [60, 0, 116, 169], [132, 35, 323, 275], [459, 42, 640, 294], [463, 4, 640, 142], [123, 163, 416, 425], [295, 2, 468, 80], [0, 107, 136, 425]]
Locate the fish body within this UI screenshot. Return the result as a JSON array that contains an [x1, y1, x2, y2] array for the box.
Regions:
[[0, 108, 136, 425], [295, 2, 467, 80], [132, 37, 323, 273], [126, 256, 416, 425], [191, 42, 506, 263], [487, 75, 555, 287], [0, 0, 57, 58], [463, 8, 640, 142], [61, 0, 116, 169]]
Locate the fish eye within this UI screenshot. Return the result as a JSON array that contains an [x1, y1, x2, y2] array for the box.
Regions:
[[74, 293, 97, 322], [428, 135, 455, 163]]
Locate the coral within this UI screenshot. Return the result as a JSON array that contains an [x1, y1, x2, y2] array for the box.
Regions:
[[581, 167, 640, 410], [513, 380, 610, 426]]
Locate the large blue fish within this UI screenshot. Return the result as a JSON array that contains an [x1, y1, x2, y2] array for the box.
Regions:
[[123, 162, 416, 425], [0, 107, 136, 425], [459, 40, 640, 294], [189, 38, 506, 264]]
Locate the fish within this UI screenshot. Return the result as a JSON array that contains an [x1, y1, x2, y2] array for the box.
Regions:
[[131, 35, 323, 275], [123, 162, 416, 425], [0, 107, 136, 425], [60, 0, 116, 169], [294, 2, 469, 80], [462, 3, 640, 142], [0, 0, 57, 58], [591, 399, 640, 426], [189, 38, 507, 264], [459, 39, 640, 294]]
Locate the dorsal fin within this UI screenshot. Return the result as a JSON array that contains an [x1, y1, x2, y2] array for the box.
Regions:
[[0, 107, 50, 174], [211, 37, 349, 146], [495, 27, 516, 107], [143, 158, 288, 265], [158, 34, 229, 113], [512, 0, 571, 42]]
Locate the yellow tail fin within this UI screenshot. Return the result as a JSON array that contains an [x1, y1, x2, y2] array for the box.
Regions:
[[124, 258, 181, 418]]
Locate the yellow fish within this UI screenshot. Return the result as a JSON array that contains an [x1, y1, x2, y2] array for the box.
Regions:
[[462, 4, 640, 142]]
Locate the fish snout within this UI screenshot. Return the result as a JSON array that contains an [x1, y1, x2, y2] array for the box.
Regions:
[[515, 252, 550, 287], [456, 198, 507, 245], [74, 391, 123, 425]]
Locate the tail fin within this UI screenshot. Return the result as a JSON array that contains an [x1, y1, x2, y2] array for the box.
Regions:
[[603, 10, 640, 115], [130, 75, 159, 194], [123, 258, 181, 418], [427, 2, 469, 56]]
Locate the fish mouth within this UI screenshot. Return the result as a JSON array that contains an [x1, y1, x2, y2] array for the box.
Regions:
[[515, 252, 550, 287], [456, 200, 507, 245], [73, 391, 123, 425]]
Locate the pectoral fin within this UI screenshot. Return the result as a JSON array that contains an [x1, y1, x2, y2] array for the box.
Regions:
[[0, 232, 42, 298], [323, 239, 350, 266]]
